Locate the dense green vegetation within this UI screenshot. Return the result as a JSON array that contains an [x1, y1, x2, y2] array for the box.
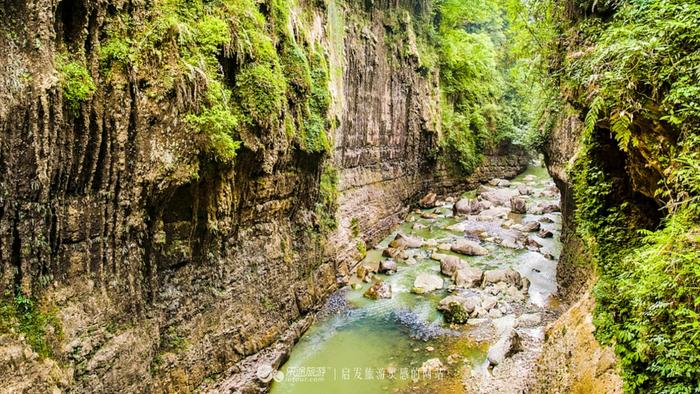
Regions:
[[316, 164, 339, 233], [521, 0, 700, 391], [96, 0, 332, 166], [381, 0, 539, 172], [434, 0, 538, 172]]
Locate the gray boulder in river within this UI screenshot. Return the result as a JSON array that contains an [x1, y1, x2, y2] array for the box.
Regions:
[[453, 267, 484, 288], [451, 239, 489, 256], [483, 268, 522, 287], [440, 255, 465, 276], [480, 188, 519, 207], [510, 196, 527, 214], [390, 232, 423, 248], [412, 273, 444, 294], [487, 328, 522, 366], [520, 221, 541, 232], [378, 260, 397, 274], [453, 198, 480, 215]]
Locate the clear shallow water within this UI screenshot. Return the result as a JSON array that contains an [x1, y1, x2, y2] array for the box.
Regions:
[[271, 164, 561, 393]]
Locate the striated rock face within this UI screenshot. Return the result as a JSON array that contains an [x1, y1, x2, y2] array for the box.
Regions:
[[330, 0, 441, 267], [431, 141, 531, 195], [0, 0, 532, 392], [0, 0, 337, 391]]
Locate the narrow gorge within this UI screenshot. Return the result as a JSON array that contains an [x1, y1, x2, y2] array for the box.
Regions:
[[1, 0, 698, 393]]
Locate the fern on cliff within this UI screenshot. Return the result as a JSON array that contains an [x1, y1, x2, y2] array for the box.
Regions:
[[540, 0, 700, 391]]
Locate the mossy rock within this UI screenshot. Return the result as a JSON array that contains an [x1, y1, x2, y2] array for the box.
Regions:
[[443, 301, 470, 324]]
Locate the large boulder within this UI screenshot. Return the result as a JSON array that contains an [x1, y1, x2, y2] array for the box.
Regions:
[[530, 202, 560, 214], [378, 260, 397, 274], [488, 178, 510, 187], [517, 184, 531, 196], [500, 236, 523, 250], [440, 256, 464, 276], [363, 281, 392, 300], [477, 207, 511, 220], [479, 200, 493, 210], [382, 247, 401, 258], [438, 295, 479, 323], [538, 229, 554, 238], [482, 268, 522, 287], [510, 196, 527, 214], [520, 221, 541, 232], [430, 252, 449, 262], [487, 328, 522, 366], [526, 236, 543, 249], [451, 239, 489, 256], [411, 273, 443, 294], [390, 233, 423, 249], [453, 267, 484, 288], [446, 221, 485, 233], [480, 188, 520, 207], [453, 198, 480, 215], [419, 192, 438, 208]]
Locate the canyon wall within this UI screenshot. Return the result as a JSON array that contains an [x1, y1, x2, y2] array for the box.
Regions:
[[0, 0, 528, 392]]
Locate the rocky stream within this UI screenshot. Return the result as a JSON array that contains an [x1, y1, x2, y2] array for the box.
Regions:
[[269, 164, 563, 393]]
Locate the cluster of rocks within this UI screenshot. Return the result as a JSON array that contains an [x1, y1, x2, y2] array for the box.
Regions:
[[450, 177, 560, 220], [353, 173, 561, 373], [433, 265, 530, 323], [419, 175, 560, 368], [380, 233, 424, 264]]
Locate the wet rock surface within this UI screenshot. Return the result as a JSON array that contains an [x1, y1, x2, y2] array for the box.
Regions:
[[451, 240, 490, 256], [453, 267, 484, 288], [411, 273, 444, 294]]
